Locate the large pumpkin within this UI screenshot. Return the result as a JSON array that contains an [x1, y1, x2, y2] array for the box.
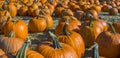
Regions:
[[28, 16, 47, 33], [58, 20, 85, 58], [3, 19, 28, 40], [36, 32, 78, 58], [95, 23, 120, 58]]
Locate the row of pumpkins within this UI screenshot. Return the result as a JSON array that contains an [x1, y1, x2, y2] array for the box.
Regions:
[[0, 0, 120, 58]]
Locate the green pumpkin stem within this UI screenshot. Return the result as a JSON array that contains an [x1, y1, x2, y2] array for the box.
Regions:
[[89, 14, 94, 27], [63, 19, 70, 35], [49, 31, 62, 49], [108, 22, 117, 34], [16, 38, 31, 58]]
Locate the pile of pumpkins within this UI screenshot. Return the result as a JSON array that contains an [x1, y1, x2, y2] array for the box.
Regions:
[[0, 0, 120, 58]]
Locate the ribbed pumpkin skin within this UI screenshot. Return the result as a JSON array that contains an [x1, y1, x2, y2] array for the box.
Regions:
[[45, 14, 53, 28], [28, 17, 47, 33], [3, 20, 28, 40], [95, 32, 120, 58], [27, 50, 44, 58], [58, 31, 85, 58], [0, 49, 8, 58], [37, 42, 78, 58], [0, 37, 24, 55], [79, 20, 102, 48], [113, 22, 120, 34]]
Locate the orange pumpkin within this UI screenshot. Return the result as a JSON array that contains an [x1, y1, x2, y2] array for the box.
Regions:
[[3, 2, 17, 17], [54, 7, 64, 16], [36, 32, 78, 58], [0, 33, 24, 56], [95, 23, 120, 58], [3, 19, 28, 40], [91, 5, 102, 13], [58, 20, 85, 58], [0, 49, 8, 58], [28, 16, 47, 33], [109, 8, 118, 15], [55, 16, 81, 36], [112, 22, 120, 34], [79, 18, 103, 48], [18, 5, 28, 16]]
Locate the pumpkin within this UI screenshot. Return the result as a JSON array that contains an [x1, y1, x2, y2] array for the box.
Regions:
[[25, 0, 33, 6], [3, 1, 17, 17], [28, 16, 47, 33], [36, 32, 78, 58], [91, 5, 102, 13], [55, 16, 81, 36], [58, 19, 85, 58], [79, 17, 103, 48], [27, 3, 38, 16], [0, 0, 4, 8], [112, 22, 120, 34], [3, 19, 28, 40], [18, 5, 28, 16], [21, 0, 28, 4], [45, 3, 55, 15], [54, 7, 64, 16], [95, 23, 120, 58], [16, 38, 44, 58], [102, 5, 112, 12], [109, 8, 118, 15], [0, 32, 24, 56], [68, 2, 80, 11], [61, 9, 73, 17], [85, 9, 99, 20], [47, 0, 58, 7], [0, 49, 8, 58], [74, 10, 84, 20], [80, 4, 91, 11]]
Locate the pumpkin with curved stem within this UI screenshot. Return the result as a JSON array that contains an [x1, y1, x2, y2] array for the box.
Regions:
[[36, 32, 78, 58], [55, 16, 81, 36], [95, 23, 120, 58], [0, 49, 8, 58], [28, 16, 47, 33], [0, 31, 24, 56], [79, 17, 103, 48], [3, 19, 28, 40], [16, 38, 44, 58], [58, 19, 85, 58]]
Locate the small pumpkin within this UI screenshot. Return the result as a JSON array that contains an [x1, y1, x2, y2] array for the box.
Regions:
[[36, 32, 78, 58], [28, 16, 47, 33], [95, 23, 120, 58], [109, 7, 118, 15], [3, 0, 17, 17], [3, 19, 28, 40], [58, 19, 85, 58], [18, 5, 28, 16], [54, 7, 64, 16], [102, 5, 112, 12], [91, 5, 102, 13]]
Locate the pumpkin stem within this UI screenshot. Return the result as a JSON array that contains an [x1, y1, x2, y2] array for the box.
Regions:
[[16, 38, 31, 58], [63, 19, 70, 35], [49, 31, 62, 49], [8, 30, 15, 38], [88, 13, 94, 27], [5, 0, 9, 4], [108, 22, 117, 34]]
